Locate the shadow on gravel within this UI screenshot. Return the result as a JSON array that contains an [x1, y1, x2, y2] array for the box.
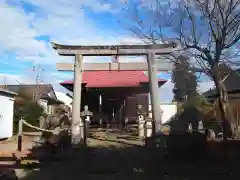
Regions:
[[16, 137, 240, 180], [2, 129, 240, 180], [20, 145, 152, 180]]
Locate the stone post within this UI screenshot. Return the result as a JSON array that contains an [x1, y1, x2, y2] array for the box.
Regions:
[[145, 119, 153, 138], [99, 94, 103, 128], [189, 123, 193, 133], [17, 119, 23, 152], [137, 104, 147, 141], [198, 120, 204, 133], [80, 105, 93, 146]]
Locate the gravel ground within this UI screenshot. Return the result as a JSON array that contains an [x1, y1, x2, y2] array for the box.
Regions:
[[1, 129, 240, 180], [0, 136, 34, 153]]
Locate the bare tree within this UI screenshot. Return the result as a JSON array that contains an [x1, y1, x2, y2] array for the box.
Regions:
[[121, 0, 240, 138]]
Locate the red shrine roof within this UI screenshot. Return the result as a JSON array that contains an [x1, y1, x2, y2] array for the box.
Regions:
[[60, 71, 166, 88]]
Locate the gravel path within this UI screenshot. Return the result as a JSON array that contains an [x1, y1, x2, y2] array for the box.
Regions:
[[1, 130, 240, 180], [18, 130, 147, 180], [0, 136, 34, 153]]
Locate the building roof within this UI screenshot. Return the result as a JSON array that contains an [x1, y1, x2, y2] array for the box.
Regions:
[[60, 71, 166, 88], [0, 88, 18, 96], [7, 84, 57, 100], [203, 65, 240, 98]]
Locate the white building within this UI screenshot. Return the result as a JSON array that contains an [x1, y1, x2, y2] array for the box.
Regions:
[[0, 88, 17, 139]]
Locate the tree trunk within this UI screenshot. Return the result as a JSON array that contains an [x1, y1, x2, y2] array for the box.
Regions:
[[212, 68, 233, 139]]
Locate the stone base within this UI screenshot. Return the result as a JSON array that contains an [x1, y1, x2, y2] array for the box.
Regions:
[[71, 124, 86, 146], [71, 133, 87, 148], [70, 144, 87, 152]]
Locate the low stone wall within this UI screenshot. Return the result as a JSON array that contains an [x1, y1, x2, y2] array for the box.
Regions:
[[165, 131, 207, 161], [151, 132, 240, 164], [208, 140, 240, 164]]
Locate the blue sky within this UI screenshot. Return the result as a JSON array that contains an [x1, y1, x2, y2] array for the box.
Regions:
[[0, 0, 213, 102]]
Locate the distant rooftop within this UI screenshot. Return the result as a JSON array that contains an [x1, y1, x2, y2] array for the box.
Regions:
[[203, 65, 240, 98], [0, 88, 18, 96]]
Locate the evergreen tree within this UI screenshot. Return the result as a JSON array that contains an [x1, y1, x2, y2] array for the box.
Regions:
[[172, 59, 198, 103]]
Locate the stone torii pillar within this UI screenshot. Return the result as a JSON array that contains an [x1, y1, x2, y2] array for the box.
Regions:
[[71, 54, 84, 146], [147, 52, 161, 135]]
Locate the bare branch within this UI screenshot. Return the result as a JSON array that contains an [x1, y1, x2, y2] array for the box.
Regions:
[[120, 0, 240, 137]]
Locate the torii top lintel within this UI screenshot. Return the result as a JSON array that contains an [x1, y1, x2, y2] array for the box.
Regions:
[[51, 42, 178, 56]]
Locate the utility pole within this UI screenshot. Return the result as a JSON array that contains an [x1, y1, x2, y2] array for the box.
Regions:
[[32, 64, 44, 100]]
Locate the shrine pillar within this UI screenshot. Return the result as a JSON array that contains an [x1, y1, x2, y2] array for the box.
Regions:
[[71, 54, 84, 146], [147, 52, 162, 135]]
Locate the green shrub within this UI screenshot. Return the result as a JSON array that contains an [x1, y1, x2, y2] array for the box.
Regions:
[[13, 100, 47, 133]]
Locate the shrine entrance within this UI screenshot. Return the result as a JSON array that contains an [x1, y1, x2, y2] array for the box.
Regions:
[[51, 42, 179, 146], [61, 74, 166, 128], [63, 83, 128, 126]]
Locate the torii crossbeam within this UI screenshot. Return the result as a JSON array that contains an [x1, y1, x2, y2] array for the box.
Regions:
[[52, 43, 177, 56], [56, 62, 174, 71], [51, 42, 179, 147]]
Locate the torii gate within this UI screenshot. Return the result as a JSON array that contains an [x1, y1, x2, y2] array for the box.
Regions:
[[51, 42, 179, 146]]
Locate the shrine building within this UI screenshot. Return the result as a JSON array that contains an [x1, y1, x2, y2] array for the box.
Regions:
[[60, 70, 167, 126]]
